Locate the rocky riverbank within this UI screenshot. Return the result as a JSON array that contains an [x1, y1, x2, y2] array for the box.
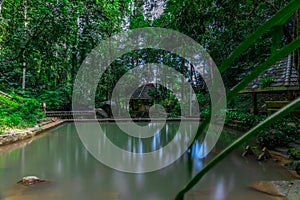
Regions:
[[246, 148, 300, 200], [0, 118, 64, 146]]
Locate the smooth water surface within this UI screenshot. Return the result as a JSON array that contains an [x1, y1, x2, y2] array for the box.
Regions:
[[0, 122, 293, 200]]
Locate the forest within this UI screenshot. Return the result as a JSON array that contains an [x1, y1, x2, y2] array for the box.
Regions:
[[1, 1, 300, 199], [0, 0, 299, 132]]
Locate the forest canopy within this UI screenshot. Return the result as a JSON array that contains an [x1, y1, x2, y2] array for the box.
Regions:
[[0, 0, 299, 111]]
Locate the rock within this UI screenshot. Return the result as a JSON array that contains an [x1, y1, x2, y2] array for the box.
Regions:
[[249, 181, 284, 197], [249, 180, 300, 200], [17, 176, 45, 186], [272, 180, 300, 200]]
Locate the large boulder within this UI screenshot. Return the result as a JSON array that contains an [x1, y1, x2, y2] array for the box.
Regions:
[[17, 176, 45, 186], [249, 180, 300, 200]]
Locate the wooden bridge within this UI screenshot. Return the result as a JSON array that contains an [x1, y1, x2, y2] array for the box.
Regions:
[[45, 109, 109, 119], [46, 111, 93, 118]]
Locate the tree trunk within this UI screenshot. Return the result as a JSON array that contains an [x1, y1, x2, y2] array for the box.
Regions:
[[22, 0, 27, 89], [0, 0, 2, 14], [22, 66, 26, 89]]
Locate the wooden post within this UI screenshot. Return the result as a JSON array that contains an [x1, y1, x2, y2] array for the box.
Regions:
[[252, 93, 258, 115], [189, 64, 192, 117], [287, 90, 293, 101]]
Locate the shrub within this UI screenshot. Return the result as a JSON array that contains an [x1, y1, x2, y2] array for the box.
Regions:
[[225, 111, 265, 127], [37, 85, 71, 111], [257, 129, 290, 148], [6, 113, 22, 126], [257, 117, 300, 148], [224, 111, 299, 149], [18, 98, 44, 125], [0, 93, 44, 131], [259, 76, 274, 88], [287, 147, 300, 160]]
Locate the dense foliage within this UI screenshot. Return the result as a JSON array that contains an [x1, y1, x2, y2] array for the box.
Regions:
[[1, 0, 130, 110], [0, 1, 299, 142], [0, 94, 44, 132], [224, 110, 300, 148], [0, 1, 300, 199], [225, 111, 266, 127], [1, 0, 298, 111], [257, 116, 300, 148]]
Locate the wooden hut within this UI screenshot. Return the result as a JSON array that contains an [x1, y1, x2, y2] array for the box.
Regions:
[[129, 83, 156, 118], [239, 55, 300, 115]]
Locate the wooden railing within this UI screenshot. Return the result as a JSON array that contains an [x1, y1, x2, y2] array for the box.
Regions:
[[266, 101, 300, 115], [45, 111, 96, 119]]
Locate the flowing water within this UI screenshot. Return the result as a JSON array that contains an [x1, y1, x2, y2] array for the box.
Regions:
[[0, 122, 293, 200]]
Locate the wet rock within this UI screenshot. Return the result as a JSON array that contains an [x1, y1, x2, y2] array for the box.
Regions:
[[249, 180, 300, 200], [249, 181, 284, 197], [272, 180, 300, 200], [17, 176, 45, 186]]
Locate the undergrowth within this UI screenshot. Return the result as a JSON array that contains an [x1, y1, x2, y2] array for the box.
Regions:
[[0, 94, 44, 133]]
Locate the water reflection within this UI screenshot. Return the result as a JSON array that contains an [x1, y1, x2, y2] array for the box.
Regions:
[[214, 177, 225, 200], [0, 123, 294, 200], [190, 142, 203, 169], [104, 122, 181, 153]]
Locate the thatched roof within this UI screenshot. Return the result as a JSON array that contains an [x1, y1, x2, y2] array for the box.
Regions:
[[241, 55, 299, 93], [131, 83, 156, 99]]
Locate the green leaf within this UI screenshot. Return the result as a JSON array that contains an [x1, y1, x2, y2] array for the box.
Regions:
[[219, 0, 300, 73], [175, 97, 300, 200]]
